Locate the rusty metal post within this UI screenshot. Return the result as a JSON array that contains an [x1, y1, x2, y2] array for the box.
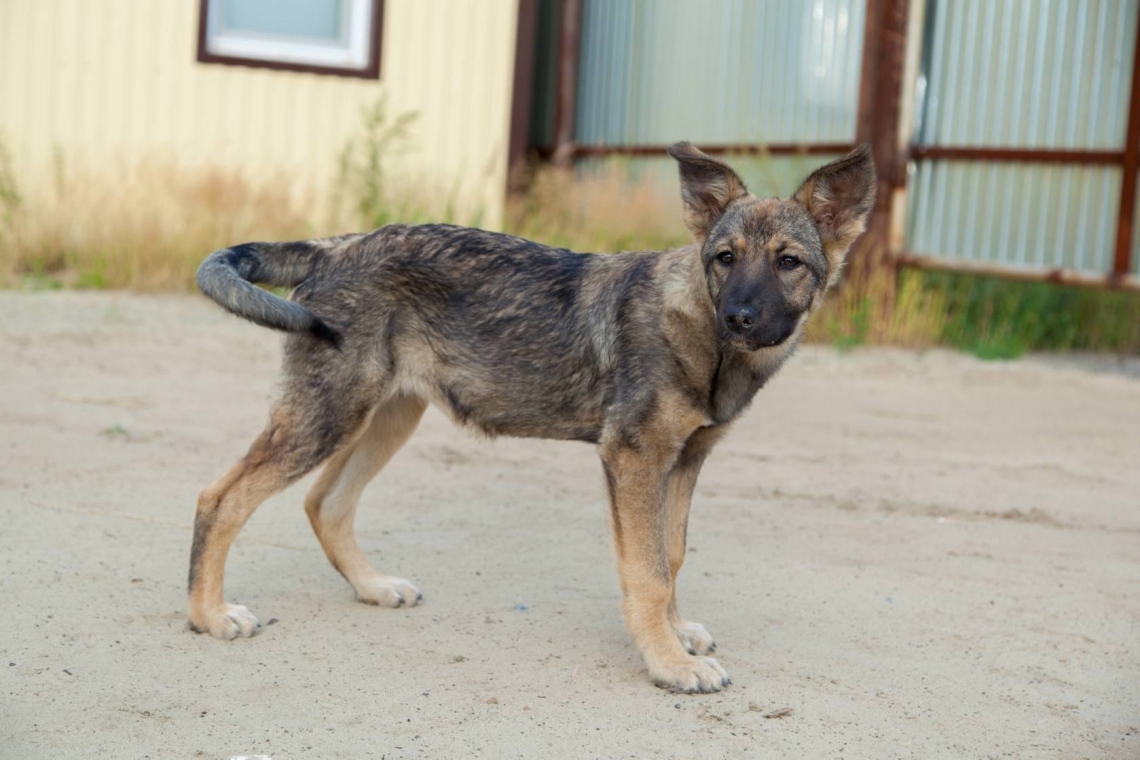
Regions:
[[1112, 9, 1140, 280], [551, 0, 582, 168], [848, 0, 907, 319], [855, 0, 885, 148], [507, 0, 539, 193], [855, 0, 910, 262], [845, 0, 911, 331]]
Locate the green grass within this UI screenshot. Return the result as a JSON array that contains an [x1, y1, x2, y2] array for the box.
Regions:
[[917, 270, 1140, 358]]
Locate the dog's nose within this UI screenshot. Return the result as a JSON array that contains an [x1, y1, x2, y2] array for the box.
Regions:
[[724, 304, 758, 333]]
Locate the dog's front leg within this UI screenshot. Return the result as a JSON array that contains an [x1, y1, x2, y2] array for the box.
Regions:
[[601, 441, 731, 694], [665, 425, 728, 657]]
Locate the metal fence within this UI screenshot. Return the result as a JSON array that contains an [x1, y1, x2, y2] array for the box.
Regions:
[[519, 0, 1140, 291], [905, 0, 1140, 283]]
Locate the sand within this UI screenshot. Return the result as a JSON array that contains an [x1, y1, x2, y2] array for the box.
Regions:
[[1, 291, 1137, 759]]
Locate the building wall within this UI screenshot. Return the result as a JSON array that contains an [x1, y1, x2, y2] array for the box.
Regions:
[[0, 0, 520, 229]]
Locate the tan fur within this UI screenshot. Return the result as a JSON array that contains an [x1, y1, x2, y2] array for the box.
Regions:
[[305, 394, 427, 607], [598, 399, 730, 692], [188, 400, 376, 638], [664, 425, 728, 657]]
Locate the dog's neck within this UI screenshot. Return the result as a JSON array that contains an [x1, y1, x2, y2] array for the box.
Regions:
[[707, 335, 801, 424], [657, 246, 801, 426]]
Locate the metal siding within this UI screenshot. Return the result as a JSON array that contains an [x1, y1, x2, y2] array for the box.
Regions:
[[574, 0, 866, 146], [908, 0, 1139, 275], [906, 161, 1122, 274], [0, 0, 519, 229], [918, 0, 1135, 150]]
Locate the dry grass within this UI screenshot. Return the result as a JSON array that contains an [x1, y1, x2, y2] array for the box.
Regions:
[[0, 156, 318, 290], [505, 162, 689, 254], [805, 253, 947, 349]]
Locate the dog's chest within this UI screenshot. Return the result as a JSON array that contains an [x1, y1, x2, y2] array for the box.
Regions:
[[708, 348, 788, 424]]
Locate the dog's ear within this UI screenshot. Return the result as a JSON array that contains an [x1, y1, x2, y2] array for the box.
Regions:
[[792, 144, 877, 274], [668, 142, 749, 244]]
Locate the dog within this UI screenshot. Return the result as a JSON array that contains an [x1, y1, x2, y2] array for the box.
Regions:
[[188, 142, 876, 693]]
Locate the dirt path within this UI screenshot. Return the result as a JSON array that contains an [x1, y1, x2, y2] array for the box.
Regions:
[[1, 292, 1137, 759]]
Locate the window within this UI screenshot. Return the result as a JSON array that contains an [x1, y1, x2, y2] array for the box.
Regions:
[[197, 0, 383, 79]]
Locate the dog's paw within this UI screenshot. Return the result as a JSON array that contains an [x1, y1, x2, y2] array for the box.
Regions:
[[672, 619, 715, 656], [355, 576, 422, 608], [187, 603, 261, 640], [649, 655, 731, 694]]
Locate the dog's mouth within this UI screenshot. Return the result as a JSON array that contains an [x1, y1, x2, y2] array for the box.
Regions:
[[718, 322, 794, 353], [728, 334, 789, 352]]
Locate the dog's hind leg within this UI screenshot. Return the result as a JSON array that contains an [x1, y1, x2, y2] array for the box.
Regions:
[[304, 394, 427, 608], [664, 425, 727, 657], [188, 389, 377, 640]]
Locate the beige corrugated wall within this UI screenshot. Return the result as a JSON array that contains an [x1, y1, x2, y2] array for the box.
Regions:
[[0, 0, 519, 229]]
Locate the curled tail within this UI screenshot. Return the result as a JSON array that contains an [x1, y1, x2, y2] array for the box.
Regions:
[[197, 241, 340, 345]]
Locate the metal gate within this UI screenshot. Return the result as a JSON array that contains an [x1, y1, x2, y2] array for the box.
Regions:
[[514, 0, 1140, 290], [903, 0, 1140, 287]]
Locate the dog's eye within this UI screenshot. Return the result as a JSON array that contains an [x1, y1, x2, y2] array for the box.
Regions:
[[778, 255, 800, 270], [716, 251, 734, 265]]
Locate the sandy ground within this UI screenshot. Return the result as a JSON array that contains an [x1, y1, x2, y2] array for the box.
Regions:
[[0, 291, 1138, 760]]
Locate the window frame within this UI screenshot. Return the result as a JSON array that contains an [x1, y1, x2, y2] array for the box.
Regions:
[[196, 0, 384, 79]]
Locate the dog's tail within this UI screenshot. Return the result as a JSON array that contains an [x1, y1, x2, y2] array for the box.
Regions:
[[196, 241, 340, 345]]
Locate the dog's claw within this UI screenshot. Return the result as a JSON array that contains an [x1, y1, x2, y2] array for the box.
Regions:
[[188, 603, 261, 640], [650, 655, 730, 694]]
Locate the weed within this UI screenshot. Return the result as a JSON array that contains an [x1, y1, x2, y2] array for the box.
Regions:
[[0, 135, 21, 226], [335, 95, 419, 229]]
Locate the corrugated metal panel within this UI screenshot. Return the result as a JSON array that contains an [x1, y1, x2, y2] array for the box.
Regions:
[[577, 152, 847, 201], [574, 0, 865, 146], [0, 0, 519, 229], [907, 0, 1139, 276], [906, 161, 1121, 274], [917, 0, 1137, 149]]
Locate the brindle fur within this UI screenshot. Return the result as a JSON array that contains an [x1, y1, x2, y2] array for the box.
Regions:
[[188, 143, 876, 693]]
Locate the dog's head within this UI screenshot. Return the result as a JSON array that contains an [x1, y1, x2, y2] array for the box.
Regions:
[[668, 142, 876, 351]]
